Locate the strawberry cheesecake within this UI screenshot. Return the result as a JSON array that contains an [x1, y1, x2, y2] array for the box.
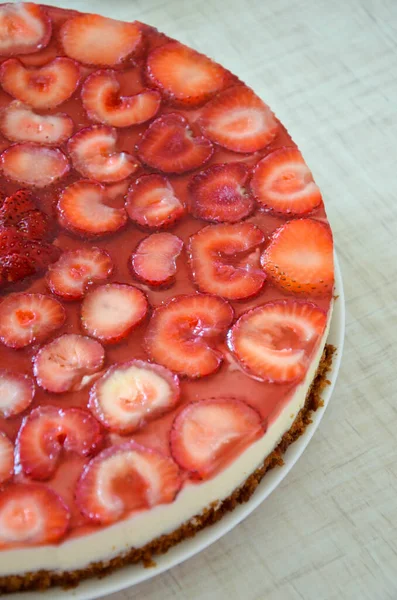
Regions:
[[0, 3, 335, 593]]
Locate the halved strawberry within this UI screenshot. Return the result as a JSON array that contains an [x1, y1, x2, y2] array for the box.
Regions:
[[81, 284, 148, 344], [0, 58, 80, 110], [16, 406, 103, 480], [227, 300, 327, 382], [17, 210, 52, 240], [67, 126, 138, 183], [47, 247, 113, 301], [76, 441, 181, 524], [198, 86, 278, 153], [136, 113, 213, 174], [145, 293, 233, 378], [82, 70, 161, 127], [0, 3, 52, 56], [0, 189, 37, 224], [261, 219, 334, 295], [125, 174, 185, 230], [57, 180, 127, 238], [170, 398, 264, 479], [0, 432, 13, 485], [189, 162, 254, 223], [33, 334, 105, 393], [1, 143, 70, 188], [0, 293, 65, 349], [0, 484, 70, 548], [19, 240, 61, 271], [0, 370, 35, 419], [0, 253, 35, 285], [188, 222, 266, 300], [130, 233, 183, 287], [89, 360, 180, 434]]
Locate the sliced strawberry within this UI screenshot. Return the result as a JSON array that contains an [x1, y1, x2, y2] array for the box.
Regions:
[[0, 189, 37, 224], [125, 174, 185, 230], [17, 210, 51, 240], [0, 432, 13, 485], [33, 334, 105, 393], [130, 233, 183, 287], [0, 101, 74, 146], [76, 442, 181, 524], [0, 58, 80, 110], [47, 247, 113, 301], [0, 293, 65, 349], [0, 484, 70, 548], [0, 226, 24, 255], [261, 219, 334, 296], [189, 162, 254, 223], [19, 240, 61, 271], [89, 360, 180, 434], [60, 14, 142, 67], [188, 222, 266, 300], [145, 293, 233, 378], [0, 3, 52, 57], [1, 143, 70, 188], [57, 180, 127, 238], [82, 70, 161, 127], [104, 179, 130, 202], [67, 126, 138, 183], [81, 284, 148, 344], [0, 253, 35, 285], [0, 370, 35, 419], [16, 406, 103, 480], [170, 398, 264, 479], [136, 113, 213, 174], [227, 301, 327, 383], [146, 41, 229, 107], [198, 86, 278, 153]]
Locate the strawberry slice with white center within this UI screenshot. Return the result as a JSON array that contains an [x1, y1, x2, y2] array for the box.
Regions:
[[126, 174, 185, 230], [89, 360, 180, 434], [0, 370, 35, 419], [33, 334, 105, 393], [57, 180, 127, 238], [68, 126, 138, 183], [0, 101, 74, 146], [0, 484, 70, 548], [145, 293, 233, 378], [16, 406, 103, 480], [47, 247, 113, 301], [60, 14, 142, 67], [261, 219, 334, 296], [130, 233, 183, 287], [0, 432, 13, 485], [1, 143, 70, 188], [227, 300, 327, 383], [188, 222, 266, 300], [0, 3, 52, 56], [198, 86, 278, 153], [0, 293, 65, 349], [136, 113, 213, 174], [0, 57, 80, 110], [189, 162, 254, 223], [82, 70, 161, 127], [170, 398, 264, 479], [81, 284, 148, 344], [75, 441, 181, 524]]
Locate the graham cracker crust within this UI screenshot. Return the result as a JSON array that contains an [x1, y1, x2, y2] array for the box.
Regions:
[[0, 344, 335, 595]]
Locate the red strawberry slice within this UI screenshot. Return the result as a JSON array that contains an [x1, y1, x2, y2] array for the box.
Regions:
[[189, 162, 254, 223], [188, 222, 266, 300], [170, 398, 264, 479], [20, 240, 61, 272], [0, 3, 52, 57], [17, 210, 52, 241], [198, 86, 278, 153], [89, 360, 180, 434], [261, 219, 334, 296], [227, 300, 327, 383], [145, 293, 233, 378], [16, 406, 103, 480], [136, 113, 213, 174], [146, 41, 229, 107], [0, 432, 13, 485], [0, 484, 70, 548], [0, 189, 37, 224], [1, 143, 70, 188], [0, 293, 65, 349], [82, 70, 161, 127], [0, 57, 80, 110], [57, 180, 127, 238], [67, 126, 138, 183], [0, 253, 35, 285], [47, 247, 113, 301], [130, 233, 183, 287], [33, 334, 105, 393], [0, 226, 24, 255], [125, 174, 185, 230], [81, 284, 148, 344], [76, 442, 181, 524], [0, 370, 35, 419], [60, 14, 142, 67]]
